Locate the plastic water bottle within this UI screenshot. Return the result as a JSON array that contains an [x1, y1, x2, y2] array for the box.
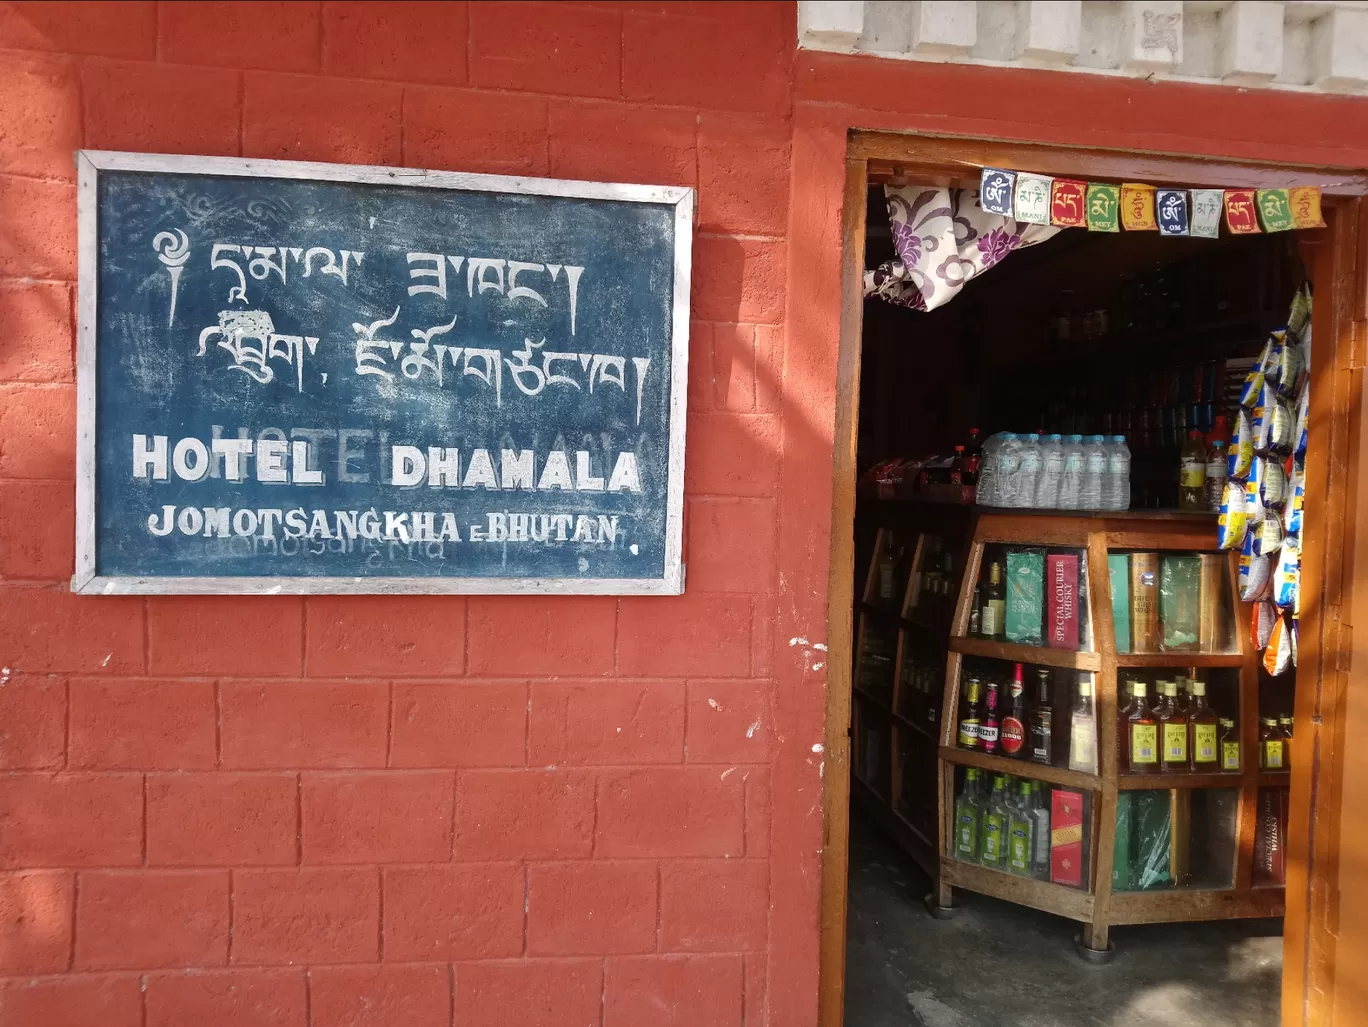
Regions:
[[1015, 434, 1042, 508], [1107, 435, 1132, 510], [995, 434, 1022, 508], [1035, 434, 1064, 509], [1058, 434, 1085, 509], [1081, 435, 1107, 510], [975, 434, 1001, 506]]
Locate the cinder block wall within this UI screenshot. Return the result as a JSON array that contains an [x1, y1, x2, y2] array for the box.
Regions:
[[0, 3, 800, 1024]]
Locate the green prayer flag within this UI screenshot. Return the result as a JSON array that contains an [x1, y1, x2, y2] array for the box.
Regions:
[[1086, 183, 1120, 232], [1257, 189, 1295, 232]]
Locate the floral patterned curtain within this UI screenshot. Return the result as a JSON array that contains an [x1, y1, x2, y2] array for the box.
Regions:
[[863, 185, 1061, 313]]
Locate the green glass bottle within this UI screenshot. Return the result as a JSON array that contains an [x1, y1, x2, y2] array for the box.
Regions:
[[1007, 778, 1035, 876], [953, 769, 983, 860], [978, 774, 1009, 869]]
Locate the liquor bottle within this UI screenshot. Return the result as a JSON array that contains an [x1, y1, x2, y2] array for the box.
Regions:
[[950, 445, 967, 486], [1260, 716, 1285, 769], [1158, 680, 1188, 773], [1124, 681, 1159, 773], [1068, 676, 1098, 775], [1187, 680, 1219, 770], [969, 584, 982, 636], [1174, 675, 1191, 716], [979, 774, 1009, 869], [877, 543, 897, 604], [1279, 715, 1295, 768], [1205, 439, 1228, 512], [1029, 668, 1054, 765], [1007, 778, 1035, 876], [953, 769, 984, 861], [957, 678, 983, 749], [981, 562, 1006, 640], [1001, 664, 1029, 759], [1028, 781, 1052, 880], [979, 681, 1001, 755], [964, 428, 983, 487], [1220, 717, 1241, 771], [1179, 429, 1207, 510]]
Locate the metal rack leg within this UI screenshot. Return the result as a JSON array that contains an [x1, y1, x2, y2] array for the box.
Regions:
[[925, 881, 958, 919], [1076, 921, 1115, 963]]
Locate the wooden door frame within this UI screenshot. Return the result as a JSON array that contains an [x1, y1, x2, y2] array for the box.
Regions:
[[819, 129, 1368, 1027]]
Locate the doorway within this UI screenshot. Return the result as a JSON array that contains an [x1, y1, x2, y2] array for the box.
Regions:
[[819, 132, 1367, 1027]]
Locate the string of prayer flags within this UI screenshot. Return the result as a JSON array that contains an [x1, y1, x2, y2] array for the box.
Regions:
[[977, 166, 1326, 238], [1120, 183, 1157, 231]]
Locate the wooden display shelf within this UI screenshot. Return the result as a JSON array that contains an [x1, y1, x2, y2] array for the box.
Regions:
[[940, 858, 1095, 922], [934, 510, 1281, 954], [939, 745, 1100, 791], [852, 687, 892, 713], [1116, 770, 1244, 790], [1107, 886, 1285, 925], [949, 636, 1102, 671], [1114, 652, 1245, 668], [851, 512, 974, 883], [893, 709, 938, 743]]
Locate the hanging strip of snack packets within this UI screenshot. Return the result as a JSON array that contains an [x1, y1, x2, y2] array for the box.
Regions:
[[1225, 283, 1311, 675]]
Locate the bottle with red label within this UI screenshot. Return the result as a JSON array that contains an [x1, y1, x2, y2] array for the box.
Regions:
[[964, 428, 983, 486], [978, 680, 1001, 755], [1000, 664, 1029, 759]]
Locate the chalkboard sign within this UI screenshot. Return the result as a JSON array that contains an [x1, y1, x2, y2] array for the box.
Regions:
[[73, 152, 691, 595]]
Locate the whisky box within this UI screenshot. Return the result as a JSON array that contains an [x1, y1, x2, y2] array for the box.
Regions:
[[1112, 792, 1132, 890], [1109, 554, 1131, 653], [1130, 552, 1160, 653], [1006, 548, 1045, 646], [1198, 553, 1224, 651], [1160, 555, 1201, 652], [1132, 789, 1173, 890], [1050, 788, 1086, 888], [1254, 787, 1289, 886], [1046, 553, 1080, 650]]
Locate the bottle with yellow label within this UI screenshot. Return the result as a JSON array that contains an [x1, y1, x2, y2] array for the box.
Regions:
[[1187, 680, 1219, 770], [1260, 716, 1285, 769], [1123, 681, 1158, 773], [1279, 714, 1294, 769], [1219, 718, 1241, 771], [1157, 680, 1188, 772]]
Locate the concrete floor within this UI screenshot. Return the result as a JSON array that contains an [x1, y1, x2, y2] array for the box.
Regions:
[[843, 814, 1282, 1027]]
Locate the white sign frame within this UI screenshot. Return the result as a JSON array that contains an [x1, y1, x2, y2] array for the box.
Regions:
[[72, 150, 693, 596]]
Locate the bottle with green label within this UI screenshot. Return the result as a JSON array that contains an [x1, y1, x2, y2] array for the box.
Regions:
[[978, 774, 1009, 868], [953, 769, 984, 860], [1187, 680, 1219, 770], [1007, 778, 1035, 875]]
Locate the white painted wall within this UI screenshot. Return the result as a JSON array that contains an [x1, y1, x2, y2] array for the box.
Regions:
[[797, 1, 1368, 94]]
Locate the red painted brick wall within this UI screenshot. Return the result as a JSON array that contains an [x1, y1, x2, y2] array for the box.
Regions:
[[0, 3, 798, 1025]]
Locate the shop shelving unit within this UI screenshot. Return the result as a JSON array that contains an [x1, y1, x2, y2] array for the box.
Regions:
[[850, 500, 972, 879], [932, 510, 1287, 955]]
